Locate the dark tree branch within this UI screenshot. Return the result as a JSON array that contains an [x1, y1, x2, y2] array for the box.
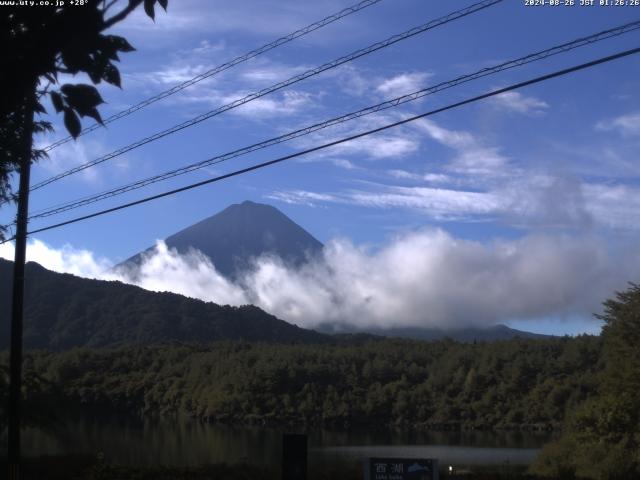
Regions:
[[103, 0, 144, 29], [103, 0, 120, 14], [36, 81, 53, 100]]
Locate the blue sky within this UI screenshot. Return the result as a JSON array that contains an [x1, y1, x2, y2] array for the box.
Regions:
[[3, 0, 640, 335]]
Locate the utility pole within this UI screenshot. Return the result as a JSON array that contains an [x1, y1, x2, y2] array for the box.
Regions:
[[8, 88, 35, 480]]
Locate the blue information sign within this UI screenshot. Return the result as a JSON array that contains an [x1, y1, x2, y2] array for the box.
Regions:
[[365, 458, 438, 480]]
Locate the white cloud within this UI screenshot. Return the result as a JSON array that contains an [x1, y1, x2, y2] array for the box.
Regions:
[[387, 169, 420, 180], [412, 119, 510, 176], [329, 158, 358, 170], [339, 135, 419, 159], [294, 111, 421, 163], [423, 173, 451, 184], [335, 65, 371, 97], [124, 44, 316, 119], [266, 190, 340, 207], [268, 185, 502, 221], [495, 176, 640, 230], [33, 135, 117, 185], [146, 83, 317, 120], [242, 230, 634, 329], [596, 112, 640, 137], [123, 39, 228, 90], [268, 114, 640, 229], [489, 91, 549, 116], [350, 186, 502, 220], [5, 233, 637, 332], [0, 239, 111, 278], [331, 67, 435, 102], [376, 72, 432, 99], [146, 64, 215, 85], [582, 183, 640, 229], [240, 62, 311, 84], [229, 90, 315, 118], [117, 241, 249, 306], [270, 175, 640, 230], [447, 147, 509, 176], [387, 170, 451, 184], [134, 54, 320, 118], [413, 119, 475, 150]]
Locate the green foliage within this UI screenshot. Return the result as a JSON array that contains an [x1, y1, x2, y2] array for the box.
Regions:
[[1, 336, 602, 432], [532, 283, 640, 479], [0, 361, 63, 432]]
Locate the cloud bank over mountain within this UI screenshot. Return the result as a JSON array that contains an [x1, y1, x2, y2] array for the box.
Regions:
[[2, 230, 637, 332]]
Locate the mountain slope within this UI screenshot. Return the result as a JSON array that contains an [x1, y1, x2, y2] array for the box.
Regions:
[[119, 200, 323, 279], [0, 259, 549, 351], [318, 324, 552, 342], [0, 259, 329, 350]]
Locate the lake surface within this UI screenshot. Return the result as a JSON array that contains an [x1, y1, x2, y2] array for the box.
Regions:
[[14, 416, 553, 471]]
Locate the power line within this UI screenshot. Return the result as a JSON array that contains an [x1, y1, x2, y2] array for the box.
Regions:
[[29, 0, 502, 192], [8, 46, 637, 242], [41, 0, 387, 152], [25, 19, 640, 221]]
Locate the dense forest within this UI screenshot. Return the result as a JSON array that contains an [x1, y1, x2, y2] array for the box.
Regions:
[[0, 272, 638, 478], [2, 336, 601, 431]]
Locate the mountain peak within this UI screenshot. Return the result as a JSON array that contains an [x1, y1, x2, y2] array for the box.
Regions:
[[121, 201, 323, 279], [232, 200, 267, 208]]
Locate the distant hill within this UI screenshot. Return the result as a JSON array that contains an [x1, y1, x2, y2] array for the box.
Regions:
[[118, 200, 323, 279], [0, 258, 550, 351], [0, 259, 329, 350], [319, 323, 552, 342]]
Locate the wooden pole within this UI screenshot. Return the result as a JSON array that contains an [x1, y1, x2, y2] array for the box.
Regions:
[[8, 88, 35, 480]]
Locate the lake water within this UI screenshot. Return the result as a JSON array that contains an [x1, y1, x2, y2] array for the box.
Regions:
[[15, 416, 553, 472]]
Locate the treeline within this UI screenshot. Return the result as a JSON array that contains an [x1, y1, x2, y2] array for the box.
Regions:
[[2, 335, 601, 431]]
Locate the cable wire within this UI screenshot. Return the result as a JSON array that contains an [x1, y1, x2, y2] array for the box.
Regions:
[[41, 0, 387, 152], [26, 19, 640, 221], [6, 46, 636, 243], [29, 0, 503, 192]]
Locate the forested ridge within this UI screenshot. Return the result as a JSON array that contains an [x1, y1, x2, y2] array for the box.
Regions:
[[0, 259, 328, 349], [0, 259, 540, 348], [1, 336, 601, 431]]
